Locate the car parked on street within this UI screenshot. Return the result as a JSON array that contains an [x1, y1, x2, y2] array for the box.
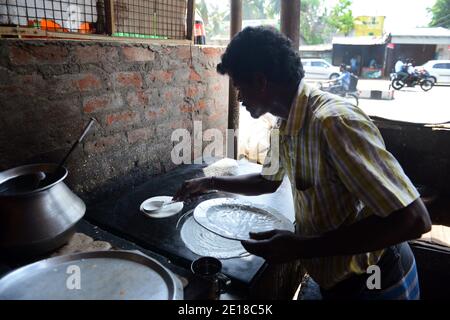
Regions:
[[302, 58, 341, 80], [421, 60, 450, 84]]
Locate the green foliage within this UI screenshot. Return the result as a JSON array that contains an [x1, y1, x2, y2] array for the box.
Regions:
[[428, 0, 450, 28], [327, 0, 354, 36], [198, 0, 355, 45], [300, 0, 329, 44]]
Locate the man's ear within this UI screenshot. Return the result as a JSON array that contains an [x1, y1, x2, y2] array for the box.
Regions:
[[253, 73, 268, 93]]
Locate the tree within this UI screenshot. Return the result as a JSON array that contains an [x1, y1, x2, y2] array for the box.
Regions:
[[327, 0, 354, 36], [300, 0, 330, 44], [428, 0, 450, 28], [243, 0, 266, 19], [198, 0, 349, 45]]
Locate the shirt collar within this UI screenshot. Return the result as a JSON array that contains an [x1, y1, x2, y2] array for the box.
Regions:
[[281, 79, 309, 136]]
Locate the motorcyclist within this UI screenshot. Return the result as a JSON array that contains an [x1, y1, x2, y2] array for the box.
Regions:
[[395, 57, 408, 82], [405, 59, 419, 86], [324, 64, 351, 94]]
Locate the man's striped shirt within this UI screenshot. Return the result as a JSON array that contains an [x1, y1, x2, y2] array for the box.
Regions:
[[262, 81, 419, 289]]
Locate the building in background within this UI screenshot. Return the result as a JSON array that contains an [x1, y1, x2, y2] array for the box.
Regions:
[[354, 16, 385, 37], [385, 27, 450, 74]]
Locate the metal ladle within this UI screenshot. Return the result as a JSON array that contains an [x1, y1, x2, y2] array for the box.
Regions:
[[35, 118, 96, 189]]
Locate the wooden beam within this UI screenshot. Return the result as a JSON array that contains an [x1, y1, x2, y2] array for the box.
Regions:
[[227, 0, 242, 159], [186, 0, 195, 41], [105, 0, 116, 35], [230, 0, 242, 38], [281, 0, 301, 51], [0, 26, 191, 45]]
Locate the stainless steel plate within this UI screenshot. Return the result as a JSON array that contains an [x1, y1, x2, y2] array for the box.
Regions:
[[193, 198, 295, 240], [0, 250, 183, 300], [180, 216, 248, 259]]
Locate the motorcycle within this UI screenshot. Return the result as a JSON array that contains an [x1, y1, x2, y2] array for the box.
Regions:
[[318, 81, 359, 107], [390, 68, 434, 92]]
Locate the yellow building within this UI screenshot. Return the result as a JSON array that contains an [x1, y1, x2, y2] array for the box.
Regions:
[[354, 16, 385, 37]]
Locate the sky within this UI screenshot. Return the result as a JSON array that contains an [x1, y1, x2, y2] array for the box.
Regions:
[[205, 0, 436, 32], [336, 0, 435, 31]]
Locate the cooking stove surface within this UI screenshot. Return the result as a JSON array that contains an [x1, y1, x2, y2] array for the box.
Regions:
[[86, 160, 295, 289]]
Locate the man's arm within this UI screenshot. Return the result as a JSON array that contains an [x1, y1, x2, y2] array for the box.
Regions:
[[173, 173, 282, 201], [242, 198, 431, 263], [212, 173, 282, 195]]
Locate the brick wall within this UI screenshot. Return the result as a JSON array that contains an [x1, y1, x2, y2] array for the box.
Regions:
[[0, 40, 228, 203]]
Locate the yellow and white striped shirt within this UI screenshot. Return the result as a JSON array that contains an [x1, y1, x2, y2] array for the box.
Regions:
[[262, 81, 419, 289]]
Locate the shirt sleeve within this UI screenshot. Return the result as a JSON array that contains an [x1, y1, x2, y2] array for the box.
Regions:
[[261, 129, 285, 182], [322, 115, 420, 217]]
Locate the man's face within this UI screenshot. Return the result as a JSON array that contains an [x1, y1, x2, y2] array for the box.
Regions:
[[233, 79, 268, 119]]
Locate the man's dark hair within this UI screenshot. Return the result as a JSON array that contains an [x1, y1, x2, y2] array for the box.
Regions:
[[217, 26, 304, 85]]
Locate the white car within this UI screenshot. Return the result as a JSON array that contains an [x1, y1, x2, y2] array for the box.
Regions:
[[302, 58, 341, 80], [421, 60, 450, 84]]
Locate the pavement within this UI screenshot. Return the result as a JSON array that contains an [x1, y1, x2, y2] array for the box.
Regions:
[[306, 79, 450, 123], [356, 80, 450, 124]]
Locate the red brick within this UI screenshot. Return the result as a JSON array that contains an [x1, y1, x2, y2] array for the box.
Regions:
[[83, 96, 109, 113], [153, 70, 173, 83], [158, 107, 167, 115], [163, 90, 173, 101], [105, 111, 139, 126], [144, 107, 166, 121], [146, 111, 158, 119], [202, 47, 221, 57], [180, 104, 193, 113], [212, 83, 222, 92], [122, 47, 155, 62], [127, 127, 153, 144], [177, 46, 192, 60], [115, 72, 143, 89], [126, 91, 149, 108], [189, 70, 202, 82], [186, 86, 198, 98], [76, 74, 102, 92], [84, 134, 122, 154], [74, 46, 118, 64], [0, 85, 21, 95], [9, 47, 34, 65], [196, 100, 207, 110], [10, 45, 69, 65], [204, 70, 218, 78], [207, 113, 222, 123]]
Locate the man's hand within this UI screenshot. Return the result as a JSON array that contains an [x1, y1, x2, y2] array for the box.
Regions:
[[241, 229, 302, 264], [173, 177, 211, 202]]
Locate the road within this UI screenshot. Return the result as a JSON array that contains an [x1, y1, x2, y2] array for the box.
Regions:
[[356, 80, 450, 124]]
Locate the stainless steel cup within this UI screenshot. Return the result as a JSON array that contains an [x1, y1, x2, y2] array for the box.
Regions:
[[191, 256, 231, 300]]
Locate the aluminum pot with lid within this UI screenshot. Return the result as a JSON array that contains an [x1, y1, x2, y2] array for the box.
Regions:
[[0, 163, 85, 258]]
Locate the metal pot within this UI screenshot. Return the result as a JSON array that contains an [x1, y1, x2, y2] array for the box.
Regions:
[[0, 163, 85, 259]]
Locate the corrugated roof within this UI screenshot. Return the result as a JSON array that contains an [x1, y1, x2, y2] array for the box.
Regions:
[[332, 35, 388, 45], [390, 27, 450, 45], [391, 27, 450, 37], [299, 44, 332, 51]]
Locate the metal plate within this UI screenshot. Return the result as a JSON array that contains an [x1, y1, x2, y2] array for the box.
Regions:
[[180, 216, 249, 259], [0, 250, 183, 300], [193, 198, 295, 240], [140, 196, 183, 218]]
